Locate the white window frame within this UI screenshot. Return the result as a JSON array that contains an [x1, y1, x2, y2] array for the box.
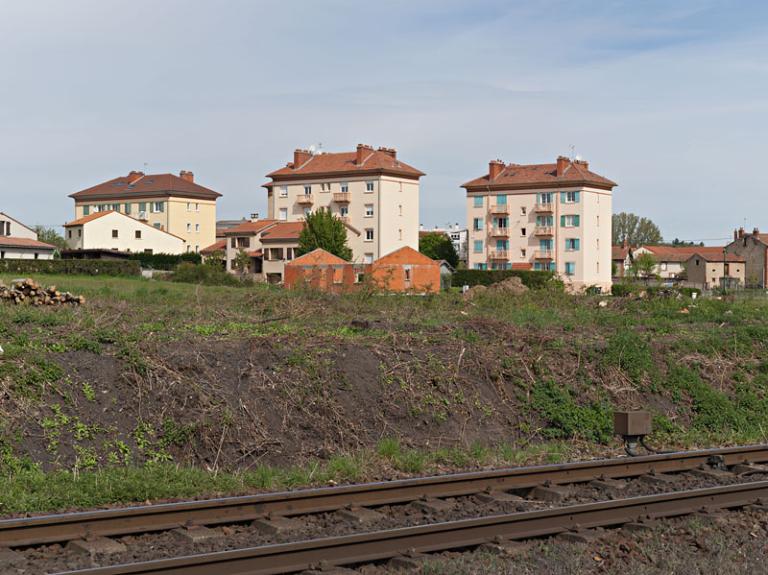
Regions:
[[278, 207, 288, 221], [364, 204, 374, 217], [365, 181, 374, 193], [365, 228, 374, 241], [279, 186, 288, 198], [340, 182, 349, 193]]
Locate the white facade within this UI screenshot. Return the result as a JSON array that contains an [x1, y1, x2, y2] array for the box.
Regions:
[[0, 212, 55, 260], [65, 211, 186, 254]]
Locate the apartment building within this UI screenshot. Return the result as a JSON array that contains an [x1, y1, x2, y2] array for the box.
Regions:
[[0, 212, 55, 260], [64, 211, 186, 254], [69, 170, 221, 253], [263, 145, 424, 263], [462, 156, 616, 292]]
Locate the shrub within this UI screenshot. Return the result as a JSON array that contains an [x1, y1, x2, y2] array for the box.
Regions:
[[129, 252, 201, 270], [170, 263, 251, 287], [452, 269, 558, 290], [530, 380, 612, 443], [0, 259, 140, 276], [611, 283, 633, 297], [604, 329, 653, 382]]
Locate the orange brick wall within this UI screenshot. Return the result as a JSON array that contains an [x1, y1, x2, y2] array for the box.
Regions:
[[369, 262, 440, 294], [286, 259, 440, 294]]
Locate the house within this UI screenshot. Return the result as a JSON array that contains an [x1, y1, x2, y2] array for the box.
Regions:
[[223, 219, 278, 276], [611, 241, 633, 277], [726, 227, 768, 287], [462, 155, 616, 292], [420, 224, 468, 266], [635, 245, 725, 280], [69, 170, 221, 254], [63, 211, 186, 254], [263, 145, 424, 263], [0, 212, 56, 260], [684, 252, 745, 290], [284, 246, 441, 294]]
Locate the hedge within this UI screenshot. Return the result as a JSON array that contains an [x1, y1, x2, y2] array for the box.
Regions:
[[0, 259, 141, 277], [452, 269, 558, 289], [128, 252, 202, 270]]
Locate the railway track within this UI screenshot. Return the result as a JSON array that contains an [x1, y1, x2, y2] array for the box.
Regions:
[[54, 479, 768, 575], [2, 444, 768, 549]]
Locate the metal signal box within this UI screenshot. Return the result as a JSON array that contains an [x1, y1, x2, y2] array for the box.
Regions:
[[613, 411, 651, 437]]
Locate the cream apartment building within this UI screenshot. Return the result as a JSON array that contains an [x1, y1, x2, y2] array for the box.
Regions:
[[0, 212, 56, 260], [64, 211, 186, 254], [263, 145, 424, 263], [462, 156, 616, 292], [69, 170, 221, 253]]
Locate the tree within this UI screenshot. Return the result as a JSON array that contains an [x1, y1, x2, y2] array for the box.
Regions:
[[34, 226, 67, 251], [629, 252, 657, 279], [612, 213, 663, 245], [418, 232, 459, 267], [297, 208, 352, 261], [232, 249, 252, 278]]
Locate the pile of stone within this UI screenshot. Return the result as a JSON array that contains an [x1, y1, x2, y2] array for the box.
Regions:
[[0, 278, 85, 306]]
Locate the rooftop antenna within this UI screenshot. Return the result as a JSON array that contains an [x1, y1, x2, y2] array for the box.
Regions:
[[569, 144, 576, 160], [143, 162, 148, 173], [317, 142, 323, 154]]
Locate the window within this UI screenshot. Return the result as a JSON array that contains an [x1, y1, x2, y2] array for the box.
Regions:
[[67, 230, 72, 239], [112, 229, 118, 238], [135, 230, 142, 239], [186, 245, 191, 253], [355, 272, 365, 284], [364, 253, 374, 264], [596, 215, 600, 226], [195, 245, 199, 253], [83, 205, 90, 216], [521, 206, 526, 215], [565, 238, 580, 251], [496, 195, 507, 205], [279, 186, 288, 198], [303, 207, 312, 217], [77, 229, 81, 238], [561, 214, 580, 227], [340, 182, 349, 193], [0, 251, 4, 259], [565, 262, 576, 276], [187, 223, 192, 232], [365, 204, 374, 217], [303, 185, 312, 195], [195, 224, 200, 233], [474, 263, 488, 270], [279, 207, 288, 221], [139, 202, 147, 213], [496, 239, 508, 250], [124, 203, 131, 215], [398, 229, 403, 240], [153, 223, 161, 229], [339, 206, 349, 217], [34, 253, 39, 260], [540, 239, 553, 250], [661, 262, 668, 271], [473, 217, 484, 231], [404, 267, 412, 283], [495, 217, 508, 228], [231, 238, 236, 248], [365, 181, 374, 192], [536, 215, 553, 226], [398, 204, 402, 216], [473, 196, 483, 208], [187, 202, 192, 212], [365, 228, 374, 241], [538, 192, 554, 204], [520, 227, 526, 237], [151, 202, 164, 213], [520, 248, 526, 258], [473, 240, 483, 253], [561, 191, 580, 204], [195, 203, 199, 212], [112, 204, 121, 212]]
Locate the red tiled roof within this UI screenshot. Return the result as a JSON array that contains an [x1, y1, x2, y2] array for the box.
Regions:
[[642, 245, 727, 263], [686, 252, 745, 263], [246, 250, 263, 258], [287, 248, 348, 266], [70, 172, 221, 201], [223, 220, 277, 236], [462, 159, 616, 191], [259, 221, 305, 242], [64, 211, 114, 226], [266, 148, 424, 182], [0, 236, 56, 250], [201, 239, 226, 255], [612, 245, 632, 260], [375, 246, 437, 266]]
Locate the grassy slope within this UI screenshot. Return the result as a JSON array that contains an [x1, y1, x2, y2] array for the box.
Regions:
[[1, 274, 768, 513]]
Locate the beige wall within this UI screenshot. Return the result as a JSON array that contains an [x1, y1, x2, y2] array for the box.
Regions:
[[466, 186, 612, 291], [0, 213, 37, 240], [66, 212, 186, 254], [686, 258, 745, 289], [267, 175, 419, 263], [74, 197, 216, 253], [0, 247, 54, 260]]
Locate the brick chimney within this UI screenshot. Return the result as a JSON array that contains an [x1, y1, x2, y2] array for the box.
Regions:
[[574, 158, 589, 170], [556, 156, 570, 177], [179, 170, 194, 183], [754, 227, 760, 236], [377, 146, 397, 159], [356, 144, 373, 165], [488, 159, 504, 180], [738, 227, 745, 239], [293, 149, 312, 168], [127, 170, 144, 183]]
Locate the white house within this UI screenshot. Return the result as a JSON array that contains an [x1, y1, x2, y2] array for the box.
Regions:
[[64, 211, 186, 254], [0, 212, 56, 260]]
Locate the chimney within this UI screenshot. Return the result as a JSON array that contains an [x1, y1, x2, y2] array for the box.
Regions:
[[738, 227, 745, 239], [754, 227, 760, 236], [488, 159, 504, 180], [127, 170, 144, 183], [356, 144, 373, 165], [734, 229, 739, 241], [556, 156, 570, 177], [179, 170, 194, 183], [250, 212, 260, 222], [293, 149, 312, 168], [377, 146, 397, 159], [574, 158, 589, 170]]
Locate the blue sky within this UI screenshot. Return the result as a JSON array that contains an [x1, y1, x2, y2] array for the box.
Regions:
[[2, 0, 767, 243]]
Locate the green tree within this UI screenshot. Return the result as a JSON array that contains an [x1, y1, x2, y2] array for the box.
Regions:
[[232, 249, 252, 278], [629, 252, 657, 279], [297, 208, 352, 260], [612, 213, 663, 245], [418, 232, 459, 267], [34, 226, 68, 251]]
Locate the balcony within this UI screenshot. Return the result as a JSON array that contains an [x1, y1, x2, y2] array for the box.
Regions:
[[489, 226, 509, 238], [489, 250, 509, 260], [534, 225, 554, 236], [296, 194, 314, 205], [534, 249, 554, 260], [333, 192, 351, 203], [534, 202, 554, 213], [489, 204, 509, 215]]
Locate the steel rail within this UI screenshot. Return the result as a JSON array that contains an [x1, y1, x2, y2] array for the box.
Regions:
[[56, 480, 768, 575], [2, 444, 767, 548]]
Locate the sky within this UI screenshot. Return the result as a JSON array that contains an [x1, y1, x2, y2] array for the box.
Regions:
[[2, 0, 767, 244]]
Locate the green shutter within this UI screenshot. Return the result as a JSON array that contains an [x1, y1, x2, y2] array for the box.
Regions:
[[560, 215, 566, 227], [574, 215, 580, 227], [560, 192, 566, 204], [139, 202, 146, 212], [574, 191, 580, 203], [574, 238, 580, 250], [83, 205, 90, 216]]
